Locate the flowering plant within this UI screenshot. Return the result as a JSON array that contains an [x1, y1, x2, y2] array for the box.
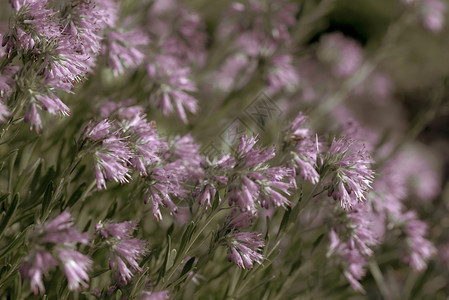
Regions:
[[0, 0, 448, 298]]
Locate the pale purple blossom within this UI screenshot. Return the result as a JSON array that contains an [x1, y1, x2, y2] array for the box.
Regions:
[[98, 220, 147, 285], [140, 290, 170, 300], [327, 203, 379, 293], [287, 112, 320, 184], [227, 232, 264, 269], [66, 0, 118, 58], [41, 210, 89, 245], [20, 251, 58, 295], [213, 54, 256, 91], [147, 54, 198, 123], [144, 161, 190, 220], [58, 249, 92, 291], [4, 0, 60, 55], [402, 211, 436, 271], [112, 239, 147, 284], [0, 101, 10, 123], [38, 94, 70, 116], [325, 138, 374, 210], [84, 119, 133, 189], [317, 33, 363, 77], [228, 135, 295, 214], [104, 25, 149, 76], [267, 54, 300, 93], [21, 211, 91, 294], [99, 101, 165, 177], [97, 220, 138, 239], [24, 104, 42, 132], [149, 6, 207, 66], [328, 229, 367, 293], [421, 0, 446, 32]]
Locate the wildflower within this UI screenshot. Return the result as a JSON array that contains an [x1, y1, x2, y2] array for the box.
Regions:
[[328, 229, 367, 293], [0, 101, 11, 123], [323, 137, 374, 210], [65, 0, 118, 58], [103, 25, 149, 76], [24, 104, 42, 132], [327, 203, 379, 293], [149, 6, 207, 66], [421, 0, 446, 32], [20, 251, 58, 295], [84, 119, 133, 190], [38, 94, 70, 116], [227, 135, 295, 214], [97, 220, 137, 239], [97, 220, 147, 285], [227, 208, 253, 230], [112, 239, 147, 285], [287, 112, 320, 184], [45, 35, 91, 85], [213, 54, 255, 91], [227, 232, 264, 269], [41, 210, 89, 245], [147, 54, 198, 123], [21, 211, 91, 294], [4, 0, 60, 55], [143, 161, 189, 220], [402, 211, 436, 271], [140, 290, 170, 300], [317, 33, 363, 77], [58, 249, 92, 291], [267, 54, 300, 93]]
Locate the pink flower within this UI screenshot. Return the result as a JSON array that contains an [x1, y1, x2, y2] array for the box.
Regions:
[[20, 251, 58, 295], [147, 54, 198, 123], [227, 232, 264, 269], [21, 211, 91, 294], [324, 138, 374, 210], [58, 249, 92, 291], [317, 33, 363, 77]]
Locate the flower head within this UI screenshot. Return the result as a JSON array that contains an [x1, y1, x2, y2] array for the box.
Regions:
[[21, 211, 91, 294], [97, 220, 147, 285], [323, 137, 374, 210], [58, 249, 92, 291], [317, 33, 363, 77], [227, 135, 295, 214], [227, 232, 264, 269], [147, 54, 198, 123], [402, 211, 436, 271], [287, 112, 320, 184]]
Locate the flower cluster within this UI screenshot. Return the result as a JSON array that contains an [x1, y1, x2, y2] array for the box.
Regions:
[[225, 135, 295, 214], [322, 138, 375, 210], [286, 112, 320, 184], [0, 0, 119, 130], [96, 220, 147, 286], [317, 33, 363, 77], [226, 232, 264, 269], [21, 211, 91, 294], [214, 0, 300, 93], [328, 204, 379, 293]]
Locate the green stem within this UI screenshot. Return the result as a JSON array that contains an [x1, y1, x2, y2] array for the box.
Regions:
[[369, 259, 391, 299], [234, 181, 322, 297], [161, 201, 226, 289]]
